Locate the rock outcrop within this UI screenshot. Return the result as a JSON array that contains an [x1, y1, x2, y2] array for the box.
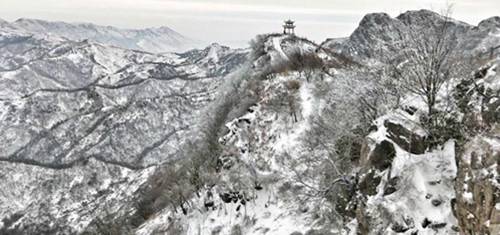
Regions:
[[455, 135, 500, 234]]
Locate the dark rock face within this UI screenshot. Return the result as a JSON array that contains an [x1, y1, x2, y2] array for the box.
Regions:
[[332, 177, 358, 218], [384, 120, 428, 154], [220, 193, 233, 203], [383, 177, 400, 196], [431, 199, 443, 207], [219, 191, 248, 205], [391, 222, 410, 233], [429, 222, 447, 230], [422, 218, 432, 228], [304, 229, 336, 235], [358, 170, 382, 196], [484, 96, 500, 126], [421, 218, 447, 231], [369, 140, 396, 170]]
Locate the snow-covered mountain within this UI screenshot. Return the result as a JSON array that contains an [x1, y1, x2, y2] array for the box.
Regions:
[[137, 11, 500, 234], [327, 9, 499, 63], [0, 22, 248, 233], [0, 9, 499, 234], [5, 18, 200, 53]]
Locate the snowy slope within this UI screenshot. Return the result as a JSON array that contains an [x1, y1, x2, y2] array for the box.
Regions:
[[136, 34, 366, 235]]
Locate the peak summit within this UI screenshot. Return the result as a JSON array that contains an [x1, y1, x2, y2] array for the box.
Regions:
[[396, 9, 471, 29], [396, 9, 442, 20], [358, 12, 394, 27], [478, 16, 500, 30], [335, 9, 489, 61]]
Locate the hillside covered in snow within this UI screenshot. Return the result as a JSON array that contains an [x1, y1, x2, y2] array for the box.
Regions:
[[0, 9, 499, 235]]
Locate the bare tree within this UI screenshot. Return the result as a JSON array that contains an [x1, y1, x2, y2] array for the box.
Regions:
[[265, 79, 301, 123], [287, 49, 324, 82], [391, 8, 458, 118]]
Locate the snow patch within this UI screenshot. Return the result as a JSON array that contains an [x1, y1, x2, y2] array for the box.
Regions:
[[365, 138, 458, 233], [272, 36, 289, 61]]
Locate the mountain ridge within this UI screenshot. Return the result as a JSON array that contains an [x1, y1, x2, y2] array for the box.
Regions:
[[327, 9, 500, 63], [4, 17, 202, 53]]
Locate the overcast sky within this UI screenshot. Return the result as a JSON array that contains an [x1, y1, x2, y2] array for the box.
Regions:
[[0, 0, 499, 47]]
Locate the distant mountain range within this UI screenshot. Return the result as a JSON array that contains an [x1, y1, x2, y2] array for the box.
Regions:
[[1, 18, 202, 53], [0, 15, 248, 233]]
